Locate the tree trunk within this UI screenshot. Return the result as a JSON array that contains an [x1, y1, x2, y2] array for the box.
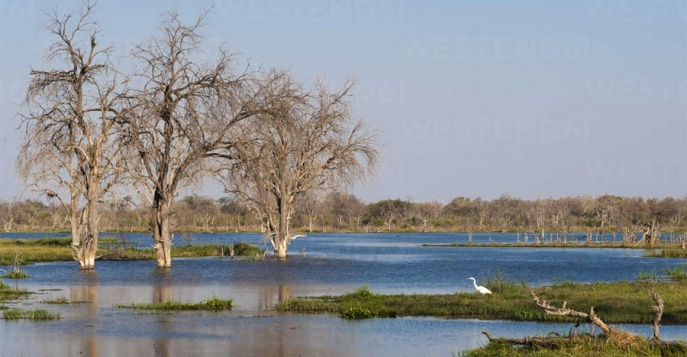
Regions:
[[79, 180, 100, 270], [69, 185, 97, 270], [269, 198, 294, 259], [152, 198, 173, 268], [643, 219, 661, 246], [273, 234, 289, 259]]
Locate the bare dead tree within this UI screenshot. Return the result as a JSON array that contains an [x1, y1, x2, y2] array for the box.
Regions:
[[642, 219, 661, 246], [17, 1, 127, 270], [123, 10, 257, 268], [414, 201, 442, 232], [214, 70, 379, 259], [297, 191, 322, 233]]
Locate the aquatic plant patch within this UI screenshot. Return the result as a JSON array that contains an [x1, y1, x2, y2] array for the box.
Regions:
[[2, 308, 61, 320], [116, 297, 233, 311], [276, 280, 687, 324]]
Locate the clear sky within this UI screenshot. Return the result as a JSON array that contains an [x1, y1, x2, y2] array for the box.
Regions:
[[1, 0, 686, 204]]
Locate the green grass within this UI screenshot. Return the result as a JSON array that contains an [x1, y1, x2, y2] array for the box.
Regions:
[[1, 270, 30, 279], [171, 243, 263, 258], [98, 246, 155, 261], [0, 281, 29, 302], [2, 308, 61, 320], [276, 280, 687, 324], [644, 248, 687, 258], [665, 264, 687, 280], [43, 297, 70, 304], [0, 238, 264, 264], [0, 239, 73, 264], [458, 333, 687, 357], [116, 296, 233, 311], [636, 264, 687, 282]]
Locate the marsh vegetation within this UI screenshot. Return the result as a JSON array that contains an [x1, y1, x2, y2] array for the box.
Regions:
[[0, 237, 264, 265], [276, 279, 687, 324], [116, 296, 233, 312]]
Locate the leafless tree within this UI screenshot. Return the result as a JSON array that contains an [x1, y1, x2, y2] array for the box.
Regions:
[[123, 10, 257, 267], [298, 191, 322, 233], [17, 1, 127, 270], [414, 200, 442, 232], [215, 71, 379, 258], [324, 191, 364, 230]]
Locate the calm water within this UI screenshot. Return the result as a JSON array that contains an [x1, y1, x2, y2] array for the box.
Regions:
[[1, 232, 686, 356]]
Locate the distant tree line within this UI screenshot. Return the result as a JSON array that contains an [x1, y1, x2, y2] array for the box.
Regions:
[[2, 194, 685, 237]]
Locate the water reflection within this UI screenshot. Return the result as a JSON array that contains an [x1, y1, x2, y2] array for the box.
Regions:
[[69, 270, 98, 356], [2, 233, 687, 356], [152, 269, 172, 357], [152, 268, 172, 303]]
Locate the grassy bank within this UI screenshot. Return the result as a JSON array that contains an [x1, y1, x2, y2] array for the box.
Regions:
[[275, 280, 687, 324], [459, 333, 687, 357], [0, 237, 264, 264]]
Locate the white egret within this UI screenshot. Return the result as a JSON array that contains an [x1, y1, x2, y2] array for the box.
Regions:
[[468, 277, 492, 295]]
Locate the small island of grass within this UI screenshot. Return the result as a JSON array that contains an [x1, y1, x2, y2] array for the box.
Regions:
[[116, 296, 233, 312], [277, 277, 687, 356]]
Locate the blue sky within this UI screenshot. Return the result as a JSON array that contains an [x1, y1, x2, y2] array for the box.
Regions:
[[1, 0, 686, 204]]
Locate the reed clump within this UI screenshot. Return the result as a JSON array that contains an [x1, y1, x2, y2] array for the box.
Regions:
[[2, 308, 61, 321], [116, 296, 233, 311]]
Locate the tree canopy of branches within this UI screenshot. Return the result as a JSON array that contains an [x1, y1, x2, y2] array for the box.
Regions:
[[123, 10, 258, 268], [17, 1, 126, 270], [215, 71, 379, 258]]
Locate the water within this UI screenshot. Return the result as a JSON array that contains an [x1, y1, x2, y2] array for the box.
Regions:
[[1, 232, 686, 356]]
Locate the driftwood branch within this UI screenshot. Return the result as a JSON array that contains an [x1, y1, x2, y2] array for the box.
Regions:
[[530, 290, 612, 335], [650, 287, 664, 341]]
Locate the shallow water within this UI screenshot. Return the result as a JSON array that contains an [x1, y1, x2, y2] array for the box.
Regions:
[[1, 232, 686, 356]]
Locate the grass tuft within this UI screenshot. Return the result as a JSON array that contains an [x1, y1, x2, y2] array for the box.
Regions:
[[644, 248, 687, 258], [2, 308, 61, 320], [116, 296, 233, 311], [43, 297, 70, 304], [2, 270, 30, 279]]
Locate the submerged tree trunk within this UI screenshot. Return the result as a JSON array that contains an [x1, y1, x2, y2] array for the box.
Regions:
[[69, 184, 98, 270], [643, 219, 661, 246], [152, 195, 173, 268], [81, 173, 100, 270], [268, 196, 298, 259], [272, 233, 289, 259]]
